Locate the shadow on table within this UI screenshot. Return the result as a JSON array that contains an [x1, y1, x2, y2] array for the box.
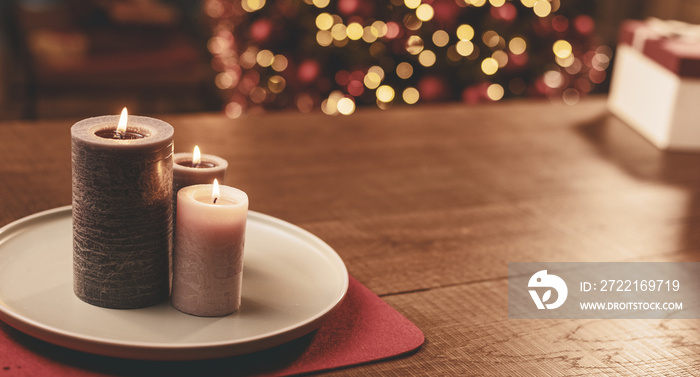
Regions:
[[576, 111, 700, 256], [4, 321, 312, 377]]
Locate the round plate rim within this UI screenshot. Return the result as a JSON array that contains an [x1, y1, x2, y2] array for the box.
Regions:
[[0, 206, 349, 360]]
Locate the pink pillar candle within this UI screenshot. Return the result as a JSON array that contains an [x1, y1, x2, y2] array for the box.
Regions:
[[171, 183, 248, 316]]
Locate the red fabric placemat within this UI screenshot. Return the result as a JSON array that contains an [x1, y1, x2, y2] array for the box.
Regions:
[[0, 276, 424, 376]]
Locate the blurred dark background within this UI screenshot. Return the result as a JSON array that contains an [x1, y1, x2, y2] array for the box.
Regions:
[[1, 0, 699, 120]]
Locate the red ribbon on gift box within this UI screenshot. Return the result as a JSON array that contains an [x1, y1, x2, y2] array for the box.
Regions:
[[618, 18, 700, 77]]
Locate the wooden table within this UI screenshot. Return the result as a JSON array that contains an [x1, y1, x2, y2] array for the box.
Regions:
[[2, 96, 700, 376]]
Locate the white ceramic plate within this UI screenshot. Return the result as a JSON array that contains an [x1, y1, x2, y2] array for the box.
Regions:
[[0, 206, 348, 361]]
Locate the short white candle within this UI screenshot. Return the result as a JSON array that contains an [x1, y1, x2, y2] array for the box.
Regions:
[[171, 180, 248, 317]]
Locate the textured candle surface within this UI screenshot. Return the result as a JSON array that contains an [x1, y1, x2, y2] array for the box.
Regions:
[[171, 184, 248, 317], [172, 152, 227, 226], [71, 115, 174, 309]]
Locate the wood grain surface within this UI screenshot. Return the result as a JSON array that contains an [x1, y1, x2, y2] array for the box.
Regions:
[[2, 96, 700, 376]]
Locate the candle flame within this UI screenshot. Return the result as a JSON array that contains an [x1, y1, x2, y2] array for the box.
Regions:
[[212, 179, 220, 204], [193, 145, 201, 166], [117, 108, 128, 134]]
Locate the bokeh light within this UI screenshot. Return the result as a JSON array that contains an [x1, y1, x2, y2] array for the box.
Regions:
[[456, 24, 475, 41], [487, 84, 504, 101], [403, 87, 420, 104], [418, 50, 436, 67], [533, 0, 551, 17], [433, 30, 450, 47], [481, 57, 499, 75], [553, 40, 572, 59], [316, 13, 333, 30], [509, 37, 526, 54], [376, 85, 396, 103], [347, 22, 364, 40], [337, 97, 356, 115], [416, 4, 434, 22], [406, 35, 425, 55], [396, 62, 414, 79], [207, 0, 608, 114]]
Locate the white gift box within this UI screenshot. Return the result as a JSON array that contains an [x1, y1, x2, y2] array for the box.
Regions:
[[608, 19, 700, 151]]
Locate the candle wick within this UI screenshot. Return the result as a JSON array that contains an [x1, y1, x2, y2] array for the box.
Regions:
[[213, 197, 218, 204], [114, 130, 124, 139]]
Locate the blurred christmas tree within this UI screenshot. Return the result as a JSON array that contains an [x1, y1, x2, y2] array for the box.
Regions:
[[204, 0, 609, 117]]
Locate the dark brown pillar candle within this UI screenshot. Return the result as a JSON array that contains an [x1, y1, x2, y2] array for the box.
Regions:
[[71, 113, 174, 309]]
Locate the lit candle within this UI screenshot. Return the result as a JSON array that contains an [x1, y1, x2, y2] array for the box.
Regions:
[[173, 145, 228, 195], [71, 108, 173, 309], [171, 180, 248, 317]]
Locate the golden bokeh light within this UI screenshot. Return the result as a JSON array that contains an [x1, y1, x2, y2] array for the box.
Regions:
[[363, 26, 378, 43], [268, 75, 286, 93], [312, 0, 330, 8], [404, 0, 421, 9], [376, 85, 396, 103], [481, 57, 499, 75], [315, 13, 334, 30], [316, 30, 333, 46], [456, 40, 474, 56], [552, 40, 572, 59], [242, 0, 266, 12], [406, 35, 425, 55], [456, 24, 475, 41], [482, 30, 500, 48], [487, 83, 504, 101], [396, 62, 414, 79], [416, 4, 434, 22], [321, 90, 344, 115], [468, 0, 487, 6], [347, 22, 364, 40], [521, 0, 536, 7], [337, 97, 356, 115], [433, 30, 449, 47], [404, 14, 422, 30], [555, 54, 575, 68], [533, 0, 552, 17], [418, 50, 436, 67], [256, 49, 274, 67], [492, 50, 508, 67], [331, 23, 348, 40], [271, 54, 288, 71], [509, 37, 526, 54], [372, 21, 388, 37], [364, 72, 382, 89], [489, 0, 506, 6], [402, 87, 420, 104], [368, 65, 385, 80]]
